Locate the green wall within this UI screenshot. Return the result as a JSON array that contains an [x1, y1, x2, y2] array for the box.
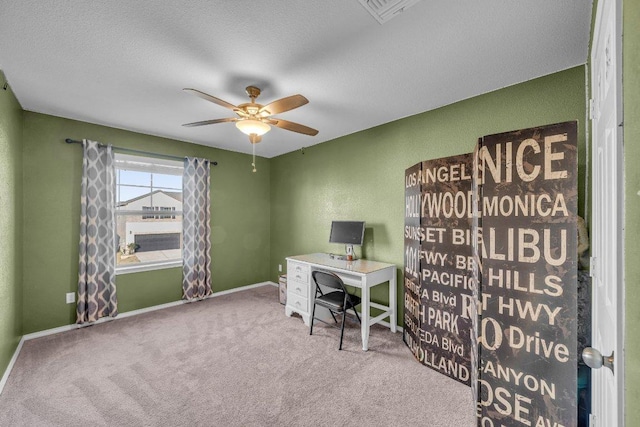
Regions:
[[0, 71, 23, 376], [2, 21, 637, 421], [270, 66, 587, 324], [624, 0, 640, 424], [21, 112, 271, 333]]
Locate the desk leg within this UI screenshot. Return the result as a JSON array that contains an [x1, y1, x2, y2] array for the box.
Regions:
[[361, 278, 370, 351], [389, 269, 397, 333]]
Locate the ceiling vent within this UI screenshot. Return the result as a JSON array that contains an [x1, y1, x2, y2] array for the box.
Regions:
[[358, 0, 422, 24]]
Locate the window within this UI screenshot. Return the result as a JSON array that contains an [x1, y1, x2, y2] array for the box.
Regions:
[[115, 153, 183, 273], [141, 206, 176, 220]]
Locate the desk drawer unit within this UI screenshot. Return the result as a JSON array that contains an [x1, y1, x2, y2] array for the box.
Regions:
[[288, 278, 308, 298], [286, 260, 311, 324], [288, 261, 309, 284], [287, 292, 307, 315]]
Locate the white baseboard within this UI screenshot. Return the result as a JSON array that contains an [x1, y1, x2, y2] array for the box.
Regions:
[[24, 281, 279, 341], [1, 280, 279, 395], [201, 281, 278, 300], [22, 298, 189, 341], [0, 337, 24, 396]]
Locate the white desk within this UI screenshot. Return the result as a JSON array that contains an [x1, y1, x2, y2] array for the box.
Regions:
[[285, 253, 397, 351]]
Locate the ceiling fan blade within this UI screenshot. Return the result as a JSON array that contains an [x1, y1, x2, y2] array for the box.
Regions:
[[271, 118, 318, 136], [183, 88, 238, 110], [259, 94, 309, 116], [182, 117, 237, 127]]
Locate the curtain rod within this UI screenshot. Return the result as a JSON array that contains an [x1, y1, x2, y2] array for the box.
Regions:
[[65, 138, 218, 166]]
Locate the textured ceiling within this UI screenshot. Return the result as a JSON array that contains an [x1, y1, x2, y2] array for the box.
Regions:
[[0, 0, 592, 158]]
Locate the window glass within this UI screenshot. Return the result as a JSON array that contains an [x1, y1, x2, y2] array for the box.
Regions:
[[152, 174, 182, 189], [114, 153, 183, 271], [117, 170, 152, 187]]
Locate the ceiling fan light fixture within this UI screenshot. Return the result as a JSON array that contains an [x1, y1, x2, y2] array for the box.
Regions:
[[236, 119, 271, 136]]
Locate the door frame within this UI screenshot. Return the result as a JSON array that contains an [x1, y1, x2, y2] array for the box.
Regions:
[[589, 0, 625, 424]]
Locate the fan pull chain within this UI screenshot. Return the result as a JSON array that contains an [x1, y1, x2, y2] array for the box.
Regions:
[[252, 142, 257, 173]]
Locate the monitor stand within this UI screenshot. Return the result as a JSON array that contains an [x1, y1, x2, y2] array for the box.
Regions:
[[327, 245, 357, 261], [345, 245, 356, 261]]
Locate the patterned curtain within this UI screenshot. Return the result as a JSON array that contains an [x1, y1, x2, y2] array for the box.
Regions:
[[77, 139, 118, 324], [182, 157, 212, 300]]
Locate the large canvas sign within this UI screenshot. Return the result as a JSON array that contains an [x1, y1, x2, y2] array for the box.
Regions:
[[475, 122, 578, 426], [404, 154, 475, 386], [403, 121, 578, 425]]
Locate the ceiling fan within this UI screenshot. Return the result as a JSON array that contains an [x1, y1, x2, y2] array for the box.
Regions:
[[182, 85, 319, 144]]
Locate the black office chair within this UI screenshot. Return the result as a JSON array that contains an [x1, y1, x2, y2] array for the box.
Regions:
[[309, 270, 362, 350]]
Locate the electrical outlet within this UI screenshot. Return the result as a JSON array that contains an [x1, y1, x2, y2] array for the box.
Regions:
[[278, 264, 282, 272], [66, 292, 75, 304]]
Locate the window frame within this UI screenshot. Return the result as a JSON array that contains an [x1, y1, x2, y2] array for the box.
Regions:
[[114, 153, 184, 275]]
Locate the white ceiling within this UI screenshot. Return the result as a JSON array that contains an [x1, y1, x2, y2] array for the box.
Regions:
[[0, 0, 592, 158]]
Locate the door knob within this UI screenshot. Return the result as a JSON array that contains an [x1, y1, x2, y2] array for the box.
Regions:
[[582, 347, 614, 373]]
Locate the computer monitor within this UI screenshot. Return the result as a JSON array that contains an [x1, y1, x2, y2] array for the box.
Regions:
[[329, 221, 365, 259]]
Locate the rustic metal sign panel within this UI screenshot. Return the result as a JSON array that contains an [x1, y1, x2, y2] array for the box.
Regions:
[[404, 154, 475, 386], [475, 122, 578, 427]]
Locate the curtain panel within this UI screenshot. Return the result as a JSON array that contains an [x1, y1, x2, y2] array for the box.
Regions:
[[77, 139, 118, 324], [182, 157, 212, 300]]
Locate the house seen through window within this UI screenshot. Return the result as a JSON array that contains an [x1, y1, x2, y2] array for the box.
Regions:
[[115, 153, 183, 271]]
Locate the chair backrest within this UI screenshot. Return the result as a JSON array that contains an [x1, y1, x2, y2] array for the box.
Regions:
[[312, 270, 346, 293]]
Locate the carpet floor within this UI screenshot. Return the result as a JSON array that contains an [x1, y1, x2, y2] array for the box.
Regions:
[[0, 285, 474, 426]]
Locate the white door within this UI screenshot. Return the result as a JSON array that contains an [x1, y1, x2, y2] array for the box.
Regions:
[[588, 0, 624, 425]]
